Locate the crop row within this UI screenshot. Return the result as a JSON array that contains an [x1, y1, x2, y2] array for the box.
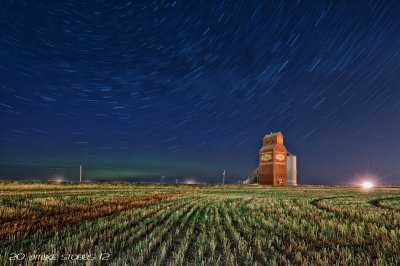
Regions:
[[1, 184, 400, 265]]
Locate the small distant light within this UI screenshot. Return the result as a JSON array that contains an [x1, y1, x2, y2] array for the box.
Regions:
[[48, 176, 64, 182], [361, 181, 374, 189], [183, 178, 198, 184]]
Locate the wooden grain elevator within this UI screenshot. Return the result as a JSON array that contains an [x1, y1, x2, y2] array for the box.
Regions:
[[252, 132, 297, 185]]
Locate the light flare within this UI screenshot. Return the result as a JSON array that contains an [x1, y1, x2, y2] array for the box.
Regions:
[[361, 181, 374, 189]]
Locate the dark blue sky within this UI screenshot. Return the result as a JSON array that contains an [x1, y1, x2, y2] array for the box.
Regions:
[[1, 0, 399, 184]]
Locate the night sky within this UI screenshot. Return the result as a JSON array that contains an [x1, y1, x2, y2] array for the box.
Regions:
[[1, 1, 400, 185]]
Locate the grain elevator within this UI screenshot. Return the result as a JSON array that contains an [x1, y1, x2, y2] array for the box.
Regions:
[[252, 132, 297, 185]]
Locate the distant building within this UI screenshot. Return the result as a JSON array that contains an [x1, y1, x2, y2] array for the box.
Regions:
[[240, 176, 252, 184], [252, 132, 297, 185]]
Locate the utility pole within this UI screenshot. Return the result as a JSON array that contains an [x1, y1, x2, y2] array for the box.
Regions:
[[80, 165, 83, 182], [222, 169, 226, 184]]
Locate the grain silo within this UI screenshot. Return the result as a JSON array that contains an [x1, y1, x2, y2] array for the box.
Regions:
[[286, 153, 297, 186]]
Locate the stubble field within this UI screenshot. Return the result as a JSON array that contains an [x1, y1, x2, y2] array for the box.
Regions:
[[0, 181, 399, 265]]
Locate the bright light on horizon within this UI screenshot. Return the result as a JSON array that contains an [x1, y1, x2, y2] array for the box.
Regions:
[[183, 178, 200, 184], [48, 176, 64, 182], [361, 181, 374, 189]]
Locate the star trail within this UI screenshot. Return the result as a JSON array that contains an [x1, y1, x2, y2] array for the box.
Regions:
[[1, 0, 400, 184]]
